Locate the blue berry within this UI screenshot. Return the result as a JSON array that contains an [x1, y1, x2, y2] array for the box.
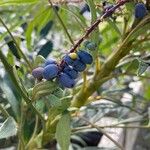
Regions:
[[86, 42, 97, 51], [63, 55, 75, 66], [63, 66, 78, 79], [32, 67, 44, 80], [72, 59, 86, 72], [135, 3, 147, 19], [44, 58, 57, 66], [43, 64, 59, 80], [84, 41, 91, 47], [58, 73, 75, 88], [77, 50, 93, 64]]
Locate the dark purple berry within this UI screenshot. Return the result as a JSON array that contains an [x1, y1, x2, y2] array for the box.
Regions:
[[32, 67, 44, 80], [72, 59, 86, 72], [135, 3, 147, 19], [77, 50, 93, 64], [58, 73, 75, 88], [63, 66, 78, 79], [44, 58, 57, 66], [43, 64, 59, 80]]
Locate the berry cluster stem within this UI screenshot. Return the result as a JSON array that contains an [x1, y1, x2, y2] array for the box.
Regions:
[[69, 0, 129, 53]]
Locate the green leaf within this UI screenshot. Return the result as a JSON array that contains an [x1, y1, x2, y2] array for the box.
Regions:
[[56, 112, 71, 150], [7, 40, 20, 59], [0, 50, 29, 103], [58, 96, 72, 111], [0, 0, 40, 5], [48, 108, 61, 122], [0, 5, 34, 42], [137, 60, 149, 76], [48, 94, 61, 107], [38, 41, 53, 58], [87, 0, 99, 45], [34, 99, 45, 112], [0, 117, 17, 139], [0, 50, 44, 121], [107, 18, 122, 37], [32, 81, 58, 101], [40, 20, 53, 37], [127, 16, 150, 42], [7, 50, 15, 65], [125, 59, 139, 73], [52, 88, 63, 98], [33, 55, 46, 68], [64, 6, 87, 29], [25, 7, 50, 49], [0, 81, 19, 117], [117, 115, 143, 124]]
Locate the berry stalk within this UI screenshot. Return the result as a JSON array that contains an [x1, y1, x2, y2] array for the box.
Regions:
[[69, 0, 129, 53]]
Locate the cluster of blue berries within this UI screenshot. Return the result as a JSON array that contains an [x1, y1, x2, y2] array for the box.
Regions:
[[135, 3, 147, 19], [32, 50, 93, 88]]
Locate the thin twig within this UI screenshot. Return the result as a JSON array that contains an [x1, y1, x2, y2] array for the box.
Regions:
[[48, 0, 75, 45], [111, 72, 150, 80], [97, 97, 142, 114], [51, 0, 84, 4], [72, 124, 150, 132], [81, 117, 125, 150]]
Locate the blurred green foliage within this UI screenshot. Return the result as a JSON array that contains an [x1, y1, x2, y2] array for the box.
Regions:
[[0, 0, 150, 149]]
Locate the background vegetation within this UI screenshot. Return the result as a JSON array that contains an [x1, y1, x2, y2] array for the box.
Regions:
[[0, 0, 150, 149]]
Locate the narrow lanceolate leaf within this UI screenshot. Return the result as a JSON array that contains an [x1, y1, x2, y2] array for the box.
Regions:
[[32, 81, 58, 101], [7, 40, 20, 59], [0, 81, 19, 117], [48, 94, 61, 107], [33, 55, 46, 68], [56, 112, 71, 150], [0, 117, 17, 139], [40, 20, 53, 37], [58, 96, 72, 111], [107, 18, 122, 37], [137, 60, 149, 76], [38, 41, 53, 58], [87, 0, 99, 44], [0, 0, 40, 6], [52, 88, 63, 98]]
